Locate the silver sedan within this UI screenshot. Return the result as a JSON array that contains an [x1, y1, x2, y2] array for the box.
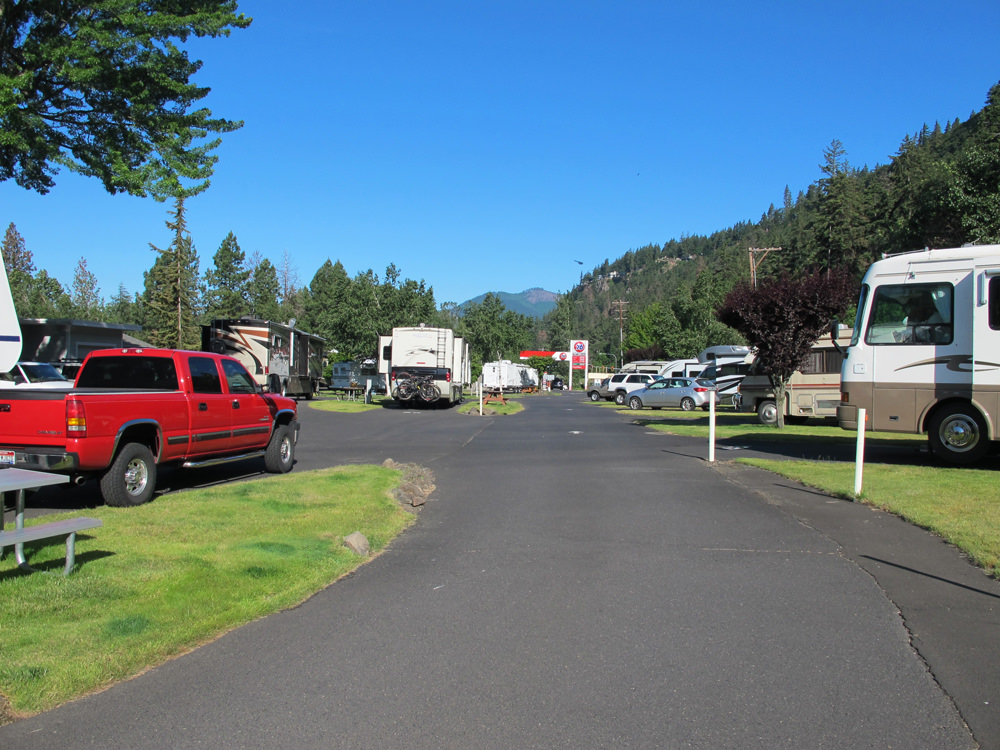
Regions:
[[627, 377, 718, 411]]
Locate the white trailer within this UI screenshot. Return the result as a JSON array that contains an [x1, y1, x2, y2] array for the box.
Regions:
[[378, 325, 469, 406], [838, 244, 1000, 464], [202, 318, 325, 399], [482, 361, 540, 392]]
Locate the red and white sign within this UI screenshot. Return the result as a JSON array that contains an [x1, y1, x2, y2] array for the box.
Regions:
[[569, 340, 589, 390]]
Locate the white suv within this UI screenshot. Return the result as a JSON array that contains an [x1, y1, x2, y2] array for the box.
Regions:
[[607, 373, 658, 405]]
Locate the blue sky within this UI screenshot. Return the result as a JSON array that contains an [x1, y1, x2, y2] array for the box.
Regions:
[[3, 1, 999, 307]]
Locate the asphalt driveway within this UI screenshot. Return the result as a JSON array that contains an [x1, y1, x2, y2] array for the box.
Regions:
[[3, 392, 997, 748]]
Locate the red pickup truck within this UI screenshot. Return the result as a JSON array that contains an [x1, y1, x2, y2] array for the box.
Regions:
[[0, 348, 299, 507]]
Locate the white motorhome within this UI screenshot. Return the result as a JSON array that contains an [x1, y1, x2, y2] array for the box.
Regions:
[[379, 325, 470, 406], [838, 244, 1000, 464], [739, 328, 851, 424]]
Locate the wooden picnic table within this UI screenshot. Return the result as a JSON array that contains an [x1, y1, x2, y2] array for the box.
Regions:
[[482, 389, 508, 406]]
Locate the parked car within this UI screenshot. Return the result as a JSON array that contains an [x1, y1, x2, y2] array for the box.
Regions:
[[608, 372, 659, 405], [587, 377, 613, 401], [550, 378, 565, 391], [0, 361, 73, 389], [626, 377, 718, 411]]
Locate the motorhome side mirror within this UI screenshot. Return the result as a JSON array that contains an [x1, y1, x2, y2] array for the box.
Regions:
[[830, 318, 845, 355]]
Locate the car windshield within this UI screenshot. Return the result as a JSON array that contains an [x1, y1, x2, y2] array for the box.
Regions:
[[20, 363, 68, 382]]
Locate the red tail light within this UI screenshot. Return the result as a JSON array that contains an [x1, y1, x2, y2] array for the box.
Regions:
[[66, 398, 87, 437], [694, 387, 708, 392], [445, 371, 452, 382]]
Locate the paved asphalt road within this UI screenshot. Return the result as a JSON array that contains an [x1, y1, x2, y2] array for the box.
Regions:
[[3, 392, 999, 748]]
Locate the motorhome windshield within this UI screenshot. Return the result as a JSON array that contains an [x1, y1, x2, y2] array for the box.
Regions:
[[864, 282, 953, 345], [850, 285, 869, 348]]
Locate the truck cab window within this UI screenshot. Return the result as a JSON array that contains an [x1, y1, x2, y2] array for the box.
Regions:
[[222, 359, 257, 394], [189, 357, 223, 394], [865, 282, 953, 345]]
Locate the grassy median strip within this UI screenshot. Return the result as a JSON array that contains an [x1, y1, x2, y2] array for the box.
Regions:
[[0, 465, 414, 720]]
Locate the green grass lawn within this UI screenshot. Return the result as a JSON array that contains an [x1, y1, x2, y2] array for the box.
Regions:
[[0, 465, 414, 721]]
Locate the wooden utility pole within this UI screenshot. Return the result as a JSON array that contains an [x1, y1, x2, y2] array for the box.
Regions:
[[749, 247, 782, 288], [611, 299, 628, 367]]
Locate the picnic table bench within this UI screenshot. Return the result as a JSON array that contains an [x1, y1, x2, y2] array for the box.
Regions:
[[1, 467, 101, 575]]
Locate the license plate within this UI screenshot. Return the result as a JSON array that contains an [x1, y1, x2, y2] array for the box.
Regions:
[[0, 450, 15, 465]]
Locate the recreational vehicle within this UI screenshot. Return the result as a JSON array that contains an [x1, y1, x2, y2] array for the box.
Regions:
[[691, 345, 754, 403], [482, 360, 540, 392], [837, 244, 1000, 464], [379, 325, 470, 406], [739, 328, 851, 424], [202, 318, 326, 399]]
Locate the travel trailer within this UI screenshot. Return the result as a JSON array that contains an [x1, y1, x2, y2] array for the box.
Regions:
[[739, 328, 851, 424], [691, 345, 754, 402], [202, 318, 325, 399], [482, 360, 539, 392], [837, 244, 1000, 464], [378, 325, 470, 406]]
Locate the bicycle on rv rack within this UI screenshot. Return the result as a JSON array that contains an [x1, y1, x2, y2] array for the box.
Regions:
[[394, 372, 442, 403]]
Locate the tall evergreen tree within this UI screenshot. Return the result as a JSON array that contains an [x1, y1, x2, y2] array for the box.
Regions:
[[246, 254, 281, 320], [143, 198, 201, 348], [0, 2, 251, 199], [106, 283, 143, 326], [70, 257, 103, 318], [2, 222, 35, 314], [949, 81, 1000, 243], [204, 231, 250, 319]]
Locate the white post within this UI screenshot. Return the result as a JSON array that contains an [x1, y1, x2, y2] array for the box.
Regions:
[[479, 386, 484, 416], [708, 392, 716, 463], [854, 407, 867, 497]]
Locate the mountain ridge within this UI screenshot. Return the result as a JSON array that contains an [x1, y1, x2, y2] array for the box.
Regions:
[[461, 287, 559, 318]]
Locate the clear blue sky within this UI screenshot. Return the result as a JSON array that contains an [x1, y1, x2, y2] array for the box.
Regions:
[[3, 1, 999, 307]]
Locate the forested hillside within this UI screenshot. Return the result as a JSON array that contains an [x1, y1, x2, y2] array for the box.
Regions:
[[540, 80, 1000, 369], [4, 81, 998, 377]]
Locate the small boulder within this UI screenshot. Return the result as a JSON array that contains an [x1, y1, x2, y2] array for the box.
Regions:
[[344, 531, 370, 556]]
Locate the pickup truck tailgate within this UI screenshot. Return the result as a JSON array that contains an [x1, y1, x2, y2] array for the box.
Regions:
[[0, 390, 71, 465]]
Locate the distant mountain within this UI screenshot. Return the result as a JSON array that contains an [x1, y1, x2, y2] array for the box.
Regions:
[[461, 288, 559, 318]]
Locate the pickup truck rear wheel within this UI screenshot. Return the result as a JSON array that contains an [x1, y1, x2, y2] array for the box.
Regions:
[[265, 424, 295, 473], [101, 443, 156, 507], [588, 390, 601, 402]]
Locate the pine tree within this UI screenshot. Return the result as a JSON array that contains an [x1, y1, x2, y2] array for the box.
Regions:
[[950, 81, 1000, 243], [144, 198, 201, 349], [246, 253, 281, 320], [106, 283, 142, 325], [2, 222, 35, 314], [70, 257, 103, 318], [204, 231, 250, 320]]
